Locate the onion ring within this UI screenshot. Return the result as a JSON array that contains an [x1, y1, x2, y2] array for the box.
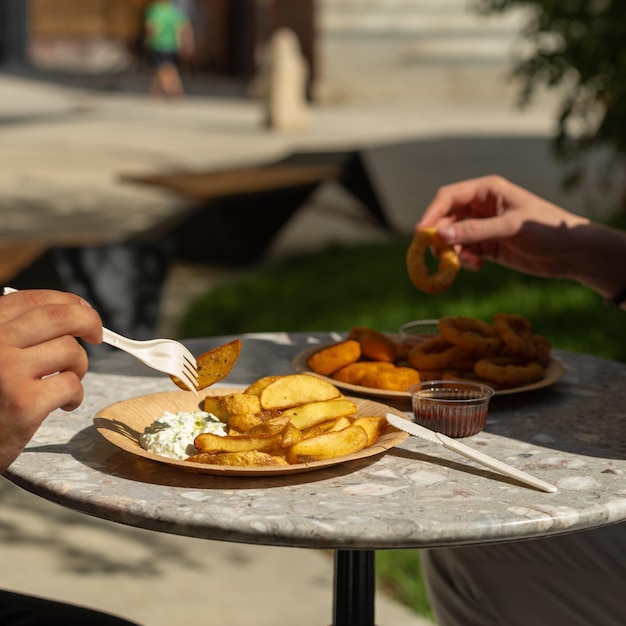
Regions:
[[474, 356, 544, 388], [438, 316, 502, 356], [407, 336, 469, 370], [531, 334, 552, 367], [493, 313, 537, 360], [406, 227, 460, 294]]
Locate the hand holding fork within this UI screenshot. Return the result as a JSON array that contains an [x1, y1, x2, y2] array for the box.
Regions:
[[3, 287, 199, 394]]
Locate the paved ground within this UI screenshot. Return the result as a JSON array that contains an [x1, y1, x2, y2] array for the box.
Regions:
[[0, 62, 589, 625]]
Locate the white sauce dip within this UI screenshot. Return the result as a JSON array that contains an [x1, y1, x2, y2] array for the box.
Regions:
[[140, 411, 227, 460]]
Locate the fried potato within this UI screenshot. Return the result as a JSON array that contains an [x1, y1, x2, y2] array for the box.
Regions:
[[351, 416, 388, 446], [306, 340, 361, 376], [227, 410, 280, 432], [301, 416, 352, 440], [245, 415, 291, 437], [218, 393, 261, 416], [301, 417, 352, 439], [194, 432, 284, 453], [201, 395, 231, 422], [171, 339, 242, 391], [226, 412, 264, 432], [259, 374, 341, 410], [286, 424, 369, 464], [244, 375, 281, 396], [187, 450, 289, 466], [331, 361, 396, 386], [280, 398, 357, 430], [281, 423, 304, 447]]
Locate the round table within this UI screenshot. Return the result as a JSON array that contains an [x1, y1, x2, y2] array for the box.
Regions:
[[5, 332, 626, 625]]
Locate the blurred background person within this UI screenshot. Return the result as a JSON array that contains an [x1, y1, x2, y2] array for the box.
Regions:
[[144, 0, 195, 99]]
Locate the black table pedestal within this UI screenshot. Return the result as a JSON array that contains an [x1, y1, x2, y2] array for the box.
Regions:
[[332, 549, 376, 626]]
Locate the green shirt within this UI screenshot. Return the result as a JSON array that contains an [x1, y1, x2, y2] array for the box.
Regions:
[[145, 2, 188, 53]]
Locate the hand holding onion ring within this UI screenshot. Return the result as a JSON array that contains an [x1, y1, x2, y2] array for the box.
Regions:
[[406, 227, 460, 294]]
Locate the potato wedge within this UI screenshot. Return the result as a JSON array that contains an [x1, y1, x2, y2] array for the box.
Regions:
[[201, 395, 231, 422], [187, 450, 289, 466], [244, 375, 281, 396], [171, 339, 242, 391], [351, 416, 388, 446], [281, 423, 303, 447], [302, 416, 352, 440], [259, 374, 341, 410], [194, 432, 283, 453], [218, 393, 261, 416], [286, 425, 369, 464], [245, 415, 291, 437], [227, 410, 280, 433], [280, 398, 357, 430]]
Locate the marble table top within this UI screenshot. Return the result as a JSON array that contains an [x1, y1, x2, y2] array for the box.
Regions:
[[5, 332, 626, 550]]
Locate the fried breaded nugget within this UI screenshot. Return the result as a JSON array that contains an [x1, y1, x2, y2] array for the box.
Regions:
[[348, 327, 397, 362], [331, 361, 396, 386], [306, 340, 361, 376], [360, 366, 421, 391]]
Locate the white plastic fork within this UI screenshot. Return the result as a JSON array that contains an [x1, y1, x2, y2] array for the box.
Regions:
[[3, 287, 199, 395], [101, 328, 198, 395]]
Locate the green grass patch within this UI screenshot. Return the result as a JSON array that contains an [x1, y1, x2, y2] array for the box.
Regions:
[[376, 550, 435, 621], [178, 235, 626, 362]]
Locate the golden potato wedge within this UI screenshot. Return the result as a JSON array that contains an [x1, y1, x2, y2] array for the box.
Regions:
[[302, 416, 352, 440], [280, 398, 357, 430], [286, 425, 369, 464], [281, 423, 303, 447], [218, 393, 261, 416], [187, 450, 288, 466], [227, 410, 280, 433], [245, 415, 291, 437], [244, 375, 281, 396], [171, 339, 242, 391], [351, 416, 388, 446], [330, 416, 353, 431], [194, 432, 283, 453], [259, 374, 341, 410], [201, 395, 231, 422]]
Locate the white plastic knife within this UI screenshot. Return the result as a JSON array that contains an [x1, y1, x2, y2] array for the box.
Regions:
[[386, 413, 557, 493]]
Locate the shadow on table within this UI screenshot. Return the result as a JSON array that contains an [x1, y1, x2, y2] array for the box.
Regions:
[[25, 426, 386, 491]]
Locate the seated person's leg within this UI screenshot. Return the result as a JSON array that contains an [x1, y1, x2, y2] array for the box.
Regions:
[[0, 589, 140, 626], [422, 522, 626, 626]]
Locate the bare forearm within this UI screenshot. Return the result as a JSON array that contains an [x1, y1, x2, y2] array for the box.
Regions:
[[568, 223, 626, 307]]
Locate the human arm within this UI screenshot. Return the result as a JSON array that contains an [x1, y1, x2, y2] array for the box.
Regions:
[[0, 290, 103, 472], [417, 175, 626, 306]]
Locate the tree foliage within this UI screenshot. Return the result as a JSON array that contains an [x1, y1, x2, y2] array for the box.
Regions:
[[474, 0, 626, 193]]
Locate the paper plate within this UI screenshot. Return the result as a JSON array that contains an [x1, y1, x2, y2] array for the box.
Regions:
[[293, 344, 565, 400], [93, 388, 409, 476]]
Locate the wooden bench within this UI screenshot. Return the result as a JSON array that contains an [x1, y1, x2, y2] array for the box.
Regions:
[[121, 150, 391, 265]]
